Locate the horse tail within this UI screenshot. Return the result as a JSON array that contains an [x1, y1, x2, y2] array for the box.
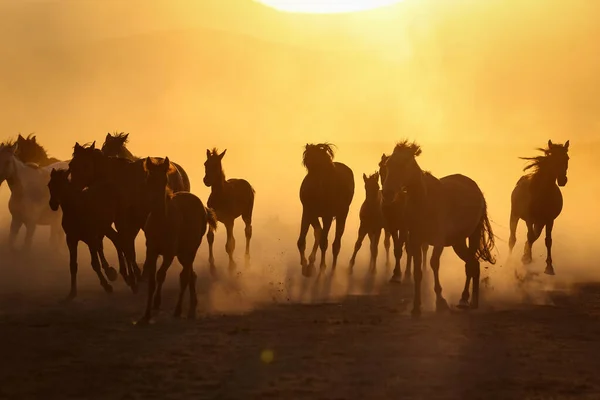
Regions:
[[206, 207, 218, 232], [476, 197, 497, 265]]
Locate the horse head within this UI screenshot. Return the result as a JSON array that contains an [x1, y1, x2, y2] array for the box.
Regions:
[[204, 148, 226, 187]]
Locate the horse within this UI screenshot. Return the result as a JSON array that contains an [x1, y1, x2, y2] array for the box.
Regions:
[[101, 132, 190, 192], [379, 153, 429, 283], [203, 148, 255, 274], [15, 133, 63, 166], [138, 157, 217, 323], [0, 141, 68, 252], [508, 140, 570, 275], [47, 168, 130, 300], [298, 143, 354, 277], [348, 172, 389, 274], [382, 140, 496, 316]]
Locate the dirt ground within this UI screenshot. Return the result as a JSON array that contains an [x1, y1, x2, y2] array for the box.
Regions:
[[1, 242, 600, 400]]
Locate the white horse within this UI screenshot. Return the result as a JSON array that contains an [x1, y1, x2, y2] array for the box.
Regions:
[[0, 142, 69, 252]]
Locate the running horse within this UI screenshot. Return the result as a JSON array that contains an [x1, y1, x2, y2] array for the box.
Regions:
[[298, 143, 354, 277], [203, 148, 255, 275], [101, 132, 191, 192], [508, 140, 570, 275], [382, 140, 496, 316], [379, 153, 429, 284], [348, 171, 389, 274]]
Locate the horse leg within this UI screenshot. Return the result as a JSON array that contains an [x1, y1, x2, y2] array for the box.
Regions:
[[389, 231, 403, 283], [319, 216, 334, 271], [331, 211, 348, 270], [308, 218, 321, 267], [187, 269, 198, 319], [297, 210, 312, 276], [207, 229, 216, 277], [23, 222, 37, 252], [174, 258, 193, 318], [522, 221, 544, 265], [369, 229, 382, 274], [65, 236, 79, 301], [468, 229, 482, 309], [508, 210, 519, 254], [154, 255, 175, 311], [349, 223, 368, 273], [97, 237, 117, 282], [138, 248, 159, 324], [383, 229, 391, 267], [224, 220, 236, 272], [409, 236, 423, 317], [8, 217, 23, 253], [453, 241, 472, 309], [544, 220, 555, 275], [429, 245, 448, 312], [103, 228, 124, 283], [89, 241, 113, 294], [242, 212, 253, 266]]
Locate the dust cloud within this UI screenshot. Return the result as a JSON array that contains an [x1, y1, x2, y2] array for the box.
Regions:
[[1, 0, 599, 317]]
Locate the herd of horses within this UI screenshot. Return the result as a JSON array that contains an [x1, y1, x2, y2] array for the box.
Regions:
[[0, 133, 570, 320]]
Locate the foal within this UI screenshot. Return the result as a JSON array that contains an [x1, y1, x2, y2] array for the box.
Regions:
[[139, 157, 217, 323], [349, 172, 389, 274], [48, 169, 124, 300], [203, 148, 255, 274]]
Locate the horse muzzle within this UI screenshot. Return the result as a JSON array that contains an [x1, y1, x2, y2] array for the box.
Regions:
[[203, 177, 211, 187], [557, 176, 568, 187]]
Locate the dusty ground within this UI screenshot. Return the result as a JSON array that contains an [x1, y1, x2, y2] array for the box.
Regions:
[[1, 241, 600, 400]]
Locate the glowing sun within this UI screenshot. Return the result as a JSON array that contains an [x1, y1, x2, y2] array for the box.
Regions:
[[256, 0, 404, 14]]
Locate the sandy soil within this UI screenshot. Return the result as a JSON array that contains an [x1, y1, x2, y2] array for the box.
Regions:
[[1, 239, 600, 400]]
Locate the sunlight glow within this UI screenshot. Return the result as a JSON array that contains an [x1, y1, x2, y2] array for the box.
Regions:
[[256, 0, 405, 14]]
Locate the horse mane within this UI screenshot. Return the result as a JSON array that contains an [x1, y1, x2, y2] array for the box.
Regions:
[[392, 139, 422, 157], [302, 143, 336, 171], [110, 131, 130, 143], [17, 134, 51, 160], [0, 138, 16, 147], [520, 142, 569, 174], [24, 162, 40, 169]]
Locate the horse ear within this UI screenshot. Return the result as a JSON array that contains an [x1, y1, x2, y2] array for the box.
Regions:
[[124, 133, 129, 140], [31, 136, 37, 143], [219, 149, 227, 160], [106, 133, 111, 140], [50, 168, 56, 177], [548, 139, 553, 147], [90, 141, 96, 150], [206, 149, 211, 158], [162, 157, 170, 170], [144, 157, 152, 171], [564, 140, 570, 149], [363, 173, 367, 182], [18, 134, 24, 140]]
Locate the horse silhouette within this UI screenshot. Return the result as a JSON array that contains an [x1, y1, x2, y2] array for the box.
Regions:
[[298, 143, 354, 277], [379, 153, 429, 284], [348, 172, 388, 274], [203, 148, 255, 274], [15, 134, 62, 166], [48, 168, 129, 300], [508, 140, 570, 275], [382, 140, 496, 316], [138, 157, 217, 323]]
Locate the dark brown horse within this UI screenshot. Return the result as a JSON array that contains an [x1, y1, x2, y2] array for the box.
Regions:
[[508, 140, 570, 275], [203, 148, 255, 274], [379, 153, 429, 283], [15, 134, 62, 166], [348, 172, 389, 274], [298, 143, 354, 277], [101, 132, 190, 192], [48, 168, 129, 300], [382, 140, 496, 316], [138, 157, 217, 323], [68, 141, 148, 286]]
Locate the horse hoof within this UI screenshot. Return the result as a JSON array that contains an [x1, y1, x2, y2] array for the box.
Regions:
[[389, 274, 402, 284], [411, 308, 421, 318], [302, 264, 316, 278], [436, 298, 450, 313], [544, 267, 555, 276], [456, 299, 470, 310], [521, 255, 532, 265]]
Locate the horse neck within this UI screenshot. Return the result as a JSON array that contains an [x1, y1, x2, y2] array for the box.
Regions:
[[149, 190, 169, 222], [5, 157, 28, 194], [210, 168, 227, 193], [120, 146, 137, 161], [530, 167, 558, 188], [405, 166, 431, 202], [365, 189, 380, 204]]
